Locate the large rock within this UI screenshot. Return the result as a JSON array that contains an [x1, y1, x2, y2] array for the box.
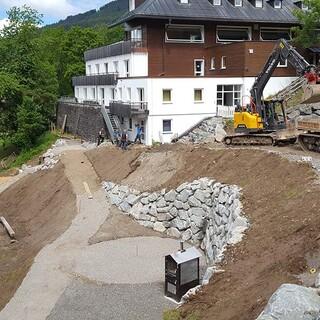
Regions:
[[189, 207, 206, 217], [148, 192, 159, 202], [125, 194, 140, 206], [256, 284, 320, 320], [118, 201, 131, 213], [164, 190, 177, 202], [167, 227, 181, 239], [194, 189, 206, 203], [156, 197, 167, 208], [177, 189, 193, 203], [188, 196, 202, 207], [153, 222, 167, 233], [182, 229, 193, 241], [173, 200, 184, 209], [171, 217, 190, 230]]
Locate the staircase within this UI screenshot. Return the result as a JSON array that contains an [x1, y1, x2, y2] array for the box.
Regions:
[[273, 76, 307, 102], [100, 105, 121, 143]]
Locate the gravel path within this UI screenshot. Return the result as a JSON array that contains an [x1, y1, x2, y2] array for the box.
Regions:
[[47, 280, 174, 320]]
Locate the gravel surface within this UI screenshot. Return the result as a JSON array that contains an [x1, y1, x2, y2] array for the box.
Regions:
[[47, 280, 176, 320]]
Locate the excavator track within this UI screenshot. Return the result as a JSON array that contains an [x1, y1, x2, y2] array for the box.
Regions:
[[298, 133, 320, 153], [223, 134, 274, 146]]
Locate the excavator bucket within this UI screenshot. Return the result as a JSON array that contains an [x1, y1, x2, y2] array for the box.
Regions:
[[302, 84, 320, 104]]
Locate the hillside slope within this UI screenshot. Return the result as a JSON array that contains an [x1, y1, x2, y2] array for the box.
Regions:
[[49, 0, 128, 28]]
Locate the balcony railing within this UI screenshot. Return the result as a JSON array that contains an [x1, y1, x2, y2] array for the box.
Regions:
[[109, 100, 149, 118], [84, 39, 146, 61], [72, 73, 118, 86]]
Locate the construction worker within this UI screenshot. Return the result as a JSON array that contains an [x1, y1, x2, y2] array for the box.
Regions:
[[134, 124, 143, 144], [97, 128, 105, 146], [119, 130, 128, 150]]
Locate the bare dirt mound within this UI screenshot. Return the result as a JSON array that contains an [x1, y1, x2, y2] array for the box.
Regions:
[[86, 146, 143, 183], [88, 144, 320, 320], [0, 163, 76, 311]]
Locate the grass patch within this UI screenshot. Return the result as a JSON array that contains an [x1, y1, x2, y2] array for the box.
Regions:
[[0, 132, 58, 171]]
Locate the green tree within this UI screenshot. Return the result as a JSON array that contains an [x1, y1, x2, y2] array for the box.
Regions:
[[293, 0, 320, 48]]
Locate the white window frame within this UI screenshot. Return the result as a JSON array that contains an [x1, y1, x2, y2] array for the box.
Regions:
[[221, 56, 227, 70], [213, 0, 221, 5], [260, 27, 292, 41], [210, 57, 215, 70], [127, 87, 132, 102], [162, 119, 172, 133], [194, 59, 205, 76], [235, 0, 243, 6], [217, 84, 242, 107], [216, 25, 252, 43], [113, 61, 119, 74], [76, 88, 80, 99], [194, 88, 204, 103], [165, 24, 205, 43], [255, 0, 263, 8], [277, 59, 288, 68], [87, 65, 92, 75], [274, 0, 282, 8], [83, 88, 87, 100], [162, 89, 172, 104], [180, 0, 189, 3], [104, 63, 108, 74], [124, 60, 130, 77], [95, 64, 100, 75]]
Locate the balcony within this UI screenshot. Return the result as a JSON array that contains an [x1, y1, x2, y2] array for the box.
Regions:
[[109, 101, 149, 118], [84, 39, 147, 61], [72, 73, 118, 86]]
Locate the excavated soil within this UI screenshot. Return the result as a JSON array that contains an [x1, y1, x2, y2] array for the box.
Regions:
[[0, 163, 76, 311], [88, 144, 320, 320]]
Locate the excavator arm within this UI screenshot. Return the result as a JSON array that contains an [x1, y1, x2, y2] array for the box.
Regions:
[[250, 39, 311, 114]]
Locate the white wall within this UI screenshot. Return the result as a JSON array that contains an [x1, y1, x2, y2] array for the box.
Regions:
[[85, 52, 148, 78]]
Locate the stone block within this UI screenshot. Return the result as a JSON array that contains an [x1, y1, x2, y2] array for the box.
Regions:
[[169, 207, 179, 218], [148, 192, 159, 202], [171, 217, 191, 231], [153, 222, 167, 233], [164, 190, 177, 202], [178, 210, 189, 221], [126, 194, 140, 206], [156, 197, 167, 208], [173, 200, 184, 209], [167, 227, 181, 238], [177, 189, 193, 203], [188, 196, 202, 207], [182, 229, 192, 241]]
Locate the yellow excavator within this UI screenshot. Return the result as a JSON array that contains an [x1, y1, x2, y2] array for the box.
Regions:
[[223, 39, 320, 146]]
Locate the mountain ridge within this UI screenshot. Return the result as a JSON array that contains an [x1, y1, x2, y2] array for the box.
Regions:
[[49, 0, 128, 28]]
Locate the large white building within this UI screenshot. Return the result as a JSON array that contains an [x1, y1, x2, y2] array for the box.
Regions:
[[72, 0, 311, 145]]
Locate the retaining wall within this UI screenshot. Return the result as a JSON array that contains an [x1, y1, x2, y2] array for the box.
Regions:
[[56, 102, 107, 142], [103, 177, 248, 264]]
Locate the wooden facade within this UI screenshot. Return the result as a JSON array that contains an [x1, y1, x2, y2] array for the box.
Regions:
[[129, 19, 302, 79]]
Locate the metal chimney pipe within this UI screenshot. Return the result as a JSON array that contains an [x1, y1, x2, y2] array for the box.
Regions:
[[180, 241, 185, 252]]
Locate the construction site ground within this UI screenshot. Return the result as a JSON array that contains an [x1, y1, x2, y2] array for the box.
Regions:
[[1, 140, 320, 319]]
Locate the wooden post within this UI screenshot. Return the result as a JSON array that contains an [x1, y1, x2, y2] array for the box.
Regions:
[[61, 114, 67, 134], [0, 216, 15, 239]]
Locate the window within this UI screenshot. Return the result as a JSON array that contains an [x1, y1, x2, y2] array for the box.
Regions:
[[113, 61, 119, 74], [118, 88, 122, 101], [235, 0, 243, 6], [277, 59, 287, 68], [91, 88, 96, 100], [180, 0, 189, 3], [274, 0, 282, 8], [129, 118, 133, 130], [137, 88, 145, 102], [124, 60, 130, 77], [111, 88, 116, 100], [76, 88, 79, 98], [217, 85, 242, 107], [260, 28, 291, 41], [255, 0, 263, 7], [194, 59, 204, 76], [163, 120, 172, 133], [131, 28, 142, 41], [83, 88, 87, 100], [127, 88, 132, 101], [87, 65, 92, 75], [95, 64, 100, 74], [165, 24, 204, 43], [194, 89, 203, 102], [163, 89, 172, 103], [210, 57, 215, 70], [221, 56, 227, 69], [217, 26, 251, 42], [104, 63, 108, 74]]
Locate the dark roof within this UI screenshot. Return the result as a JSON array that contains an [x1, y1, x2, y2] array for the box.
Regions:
[[111, 0, 300, 26], [309, 47, 320, 54]]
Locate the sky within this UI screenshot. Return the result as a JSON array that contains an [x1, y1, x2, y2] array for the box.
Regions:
[[0, 0, 110, 26]]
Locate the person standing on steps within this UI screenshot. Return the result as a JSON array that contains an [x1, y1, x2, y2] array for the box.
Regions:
[[134, 124, 142, 144], [97, 128, 105, 146], [119, 130, 128, 150]]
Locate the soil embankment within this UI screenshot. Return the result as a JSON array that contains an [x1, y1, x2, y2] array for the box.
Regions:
[[0, 163, 76, 311], [87, 144, 320, 320]]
